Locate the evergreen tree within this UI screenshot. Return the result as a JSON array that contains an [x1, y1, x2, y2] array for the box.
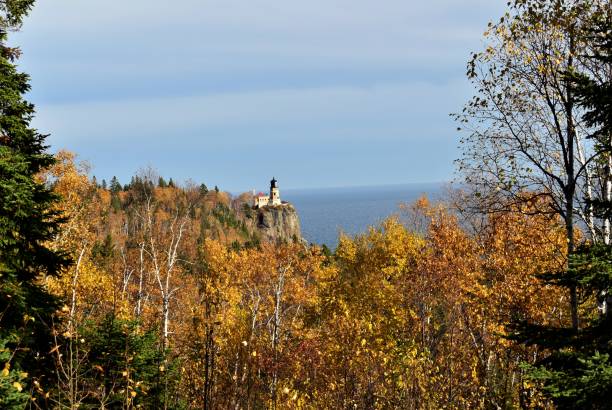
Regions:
[[109, 175, 121, 194], [128, 174, 154, 203], [0, 2, 71, 406], [110, 193, 122, 212], [510, 15, 612, 408], [81, 315, 168, 408], [101, 178, 107, 190], [109, 176, 122, 211], [199, 183, 208, 195], [158, 176, 167, 188], [91, 233, 115, 265], [168, 177, 175, 188]]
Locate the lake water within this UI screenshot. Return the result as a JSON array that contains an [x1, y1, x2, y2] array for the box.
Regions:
[[284, 183, 445, 247]]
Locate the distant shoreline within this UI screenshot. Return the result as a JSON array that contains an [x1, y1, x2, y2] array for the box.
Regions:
[[232, 181, 450, 196]]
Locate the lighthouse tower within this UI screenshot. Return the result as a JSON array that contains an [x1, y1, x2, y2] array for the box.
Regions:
[[269, 177, 281, 206]]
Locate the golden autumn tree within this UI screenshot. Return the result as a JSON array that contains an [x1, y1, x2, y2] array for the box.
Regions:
[[417, 197, 567, 408], [38, 151, 574, 408], [308, 197, 569, 409], [41, 151, 115, 407], [314, 218, 432, 408], [179, 239, 326, 409], [43, 153, 171, 408], [455, 0, 609, 330]]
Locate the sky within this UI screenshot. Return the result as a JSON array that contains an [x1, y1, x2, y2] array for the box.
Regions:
[[12, 0, 505, 191]]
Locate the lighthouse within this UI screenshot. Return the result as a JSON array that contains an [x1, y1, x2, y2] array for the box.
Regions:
[[269, 177, 281, 206], [253, 177, 284, 208]]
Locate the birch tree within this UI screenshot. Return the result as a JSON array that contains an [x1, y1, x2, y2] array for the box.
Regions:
[[454, 0, 610, 328], [131, 171, 193, 349], [43, 151, 115, 408]]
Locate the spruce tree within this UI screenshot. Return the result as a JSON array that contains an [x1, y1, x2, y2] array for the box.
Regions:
[[109, 175, 121, 194], [1, 2, 71, 406], [510, 15, 612, 408], [80, 315, 167, 408], [110, 194, 122, 212]]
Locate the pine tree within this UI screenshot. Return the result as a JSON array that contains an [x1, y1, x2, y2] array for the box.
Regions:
[[510, 14, 612, 408], [81, 315, 168, 408], [110, 193, 122, 212], [109, 176, 121, 193], [0, 2, 71, 406], [91, 234, 115, 265], [158, 176, 167, 188]]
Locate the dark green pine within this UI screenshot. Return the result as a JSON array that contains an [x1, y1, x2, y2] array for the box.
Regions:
[[1, 4, 71, 407]]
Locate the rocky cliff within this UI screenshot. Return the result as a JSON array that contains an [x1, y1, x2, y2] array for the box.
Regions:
[[251, 204, 302, 244]]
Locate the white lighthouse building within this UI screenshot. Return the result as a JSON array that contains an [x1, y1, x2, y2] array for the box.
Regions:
[[254, 177, 283, 208]]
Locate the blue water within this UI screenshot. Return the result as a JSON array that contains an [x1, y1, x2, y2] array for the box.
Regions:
[[283, 183, 445, 247]]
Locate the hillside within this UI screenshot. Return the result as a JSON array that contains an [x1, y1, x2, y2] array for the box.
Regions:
[[93, 171, 303, 250]]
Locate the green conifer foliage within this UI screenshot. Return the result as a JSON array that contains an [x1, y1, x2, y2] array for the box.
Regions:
[[109, 176, 121, 193], [81, 315, 168, 408], [1, 2, 71, 406]]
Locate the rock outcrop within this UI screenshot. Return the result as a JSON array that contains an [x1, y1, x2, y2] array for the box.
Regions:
[[252, 204, 302, 244]]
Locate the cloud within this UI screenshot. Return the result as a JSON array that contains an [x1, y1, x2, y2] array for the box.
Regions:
[[16, 0, 501, 73], [22, 0, 498, 33], [36, 80, 468, 145], [10, 0, 505, 189]]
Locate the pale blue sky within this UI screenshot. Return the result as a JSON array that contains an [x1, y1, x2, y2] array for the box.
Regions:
[[13, 0, 504, 191]]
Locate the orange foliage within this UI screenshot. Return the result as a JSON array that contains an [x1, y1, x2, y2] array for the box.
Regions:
[[44, 152, 568, 408]]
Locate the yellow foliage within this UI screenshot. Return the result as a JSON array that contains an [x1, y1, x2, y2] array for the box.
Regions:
[[42, 154, 568, 408]]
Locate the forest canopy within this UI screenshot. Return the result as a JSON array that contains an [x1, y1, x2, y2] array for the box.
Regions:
[[0, 0, 611, 408]]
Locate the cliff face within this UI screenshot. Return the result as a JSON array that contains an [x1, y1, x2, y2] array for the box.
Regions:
[[252, 204, 302, 244]]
